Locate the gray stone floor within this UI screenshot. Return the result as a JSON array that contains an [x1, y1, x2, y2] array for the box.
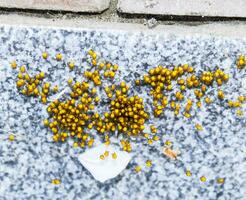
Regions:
[[0, 23, 245, 200]]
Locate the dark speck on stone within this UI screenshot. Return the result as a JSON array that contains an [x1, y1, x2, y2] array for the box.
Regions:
[[216, 192, 223, 198], [4, 160, 18, 166]]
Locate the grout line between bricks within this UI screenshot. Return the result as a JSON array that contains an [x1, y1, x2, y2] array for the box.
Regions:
[[1, 14, 246, 39]]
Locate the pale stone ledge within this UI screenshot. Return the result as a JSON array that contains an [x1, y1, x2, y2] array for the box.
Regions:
[[0, 0, 110, 13], [118, 0, 246, 18]]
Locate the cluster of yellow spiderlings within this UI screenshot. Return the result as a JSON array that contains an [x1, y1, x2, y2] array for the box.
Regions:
[[139, 64, 195, 117], [40, 50, 150, 150], [43, 97, 95, 147], [227, 95, 246, 117], [237, 55, 246, 69], [11, 53, 246, 152], [185, 170, 225, 184], [105, 90, 148, 136], [12, 52, 245, 150], [85, 49, 119, 85], [92, 83, 149, 150], [99, 151, 117, 160], [10, 52, 246, 187], [200, 69, 229, 86], [41, 50, 123, 148], [137, 64, 232, 118], [228, 96, 246, 108], [134, 159, 153, 173], [142, 125, 160, 145], [12, 64, 57, 104], [120, 139, 132, 152], [11, 51, 67, 104]]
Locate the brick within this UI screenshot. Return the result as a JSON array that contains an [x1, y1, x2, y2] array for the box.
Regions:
[[0, 0, 110, 13], [118, 0, 246, 18]]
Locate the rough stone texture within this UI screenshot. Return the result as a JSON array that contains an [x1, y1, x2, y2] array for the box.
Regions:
[[118, 0, 246, 18], [0, 0, 110, 13], [0, 23, 245, 199]]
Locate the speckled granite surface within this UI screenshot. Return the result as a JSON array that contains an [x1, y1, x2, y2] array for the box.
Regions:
[[0, 25, 245, 200]]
